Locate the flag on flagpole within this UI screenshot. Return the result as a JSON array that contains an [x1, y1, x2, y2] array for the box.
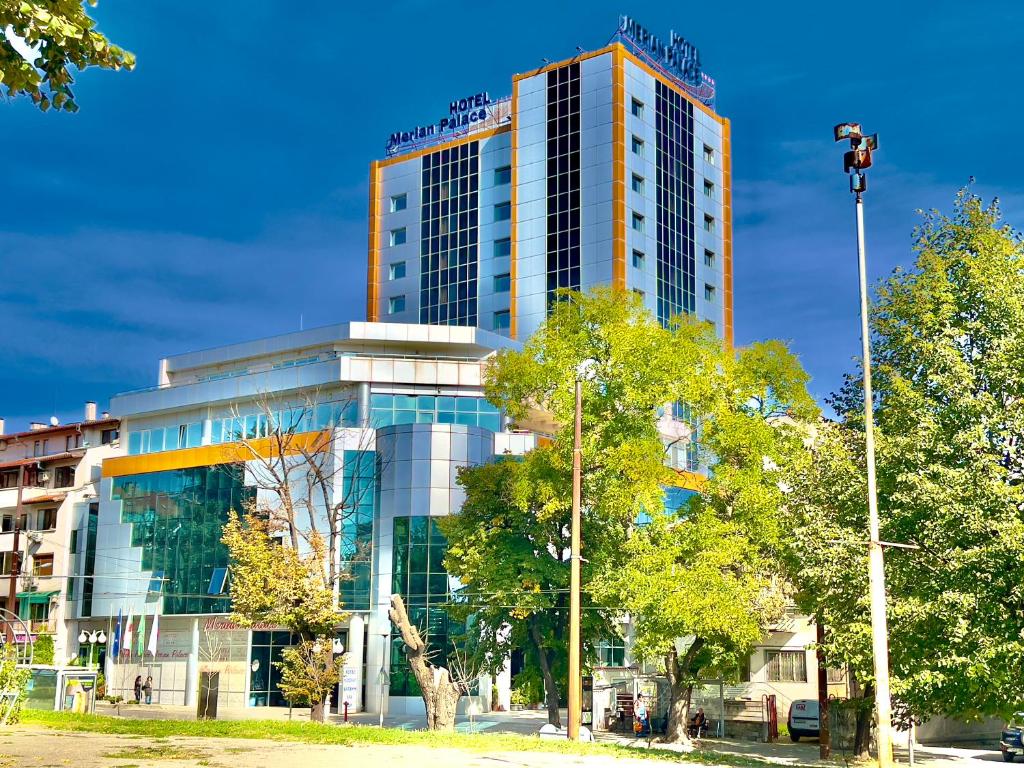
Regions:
[[112, 608, 123, 657], [147, 612, 159, 657], [136, 612, 147, 657], [124, 607, 134, 657]]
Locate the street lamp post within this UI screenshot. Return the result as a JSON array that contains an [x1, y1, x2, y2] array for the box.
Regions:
[[567, 376, 584, 741], [833, 122, 894, 768], [77, 629, 107, 669], [378, 632, 390, 729]]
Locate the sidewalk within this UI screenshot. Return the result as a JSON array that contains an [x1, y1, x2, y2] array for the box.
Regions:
[[96, 701, 558, 734]]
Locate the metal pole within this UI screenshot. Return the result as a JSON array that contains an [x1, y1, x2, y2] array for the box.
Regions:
[[855, 193, 894, 768], [567, 379, 583, 741], [379, 664, 386, 728]]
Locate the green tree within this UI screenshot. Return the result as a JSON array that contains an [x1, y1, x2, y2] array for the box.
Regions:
[[222, 511, 342, 721], [594, 341, 817, 741], [220, 394, 373, 722], [1, 0, 134, 112], [441, 451, 623, 727], [443, 287, 816, 739], [790, 191, 1024, 729]]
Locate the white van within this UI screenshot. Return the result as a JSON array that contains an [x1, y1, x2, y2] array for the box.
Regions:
[[788, 699, 820, 741]]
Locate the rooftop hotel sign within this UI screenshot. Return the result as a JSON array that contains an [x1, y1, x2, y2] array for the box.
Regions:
[[618, 15, 715, 107], [385, 92, 511, 156]]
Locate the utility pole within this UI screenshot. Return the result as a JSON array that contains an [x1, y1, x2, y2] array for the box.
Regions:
[[816, 619, 831, 759], [834, 122, 894, 768], [567, 378, 583, 740]]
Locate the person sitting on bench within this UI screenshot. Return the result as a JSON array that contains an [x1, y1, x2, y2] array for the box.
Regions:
[[688, 707, 708, 738]]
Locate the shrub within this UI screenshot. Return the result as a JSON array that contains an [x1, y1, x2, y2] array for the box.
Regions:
[[0, 646, 30, 723], [31, 634, 55, 665]]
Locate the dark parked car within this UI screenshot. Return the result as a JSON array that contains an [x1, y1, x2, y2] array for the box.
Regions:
[[1001, 715, 1024, 762]]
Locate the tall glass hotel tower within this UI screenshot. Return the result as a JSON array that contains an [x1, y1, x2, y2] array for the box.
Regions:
[[367, 21, 733, 346]]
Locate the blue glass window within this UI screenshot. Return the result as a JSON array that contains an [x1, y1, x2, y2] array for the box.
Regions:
[[389, 516, 464, 696], [370, 394, 501, 431], [545, 62, 581, 306], [113, 465, 255, 615], [655, 80, 696, 325], [419, 142, 480, 327], [208, 567, 228, 595]]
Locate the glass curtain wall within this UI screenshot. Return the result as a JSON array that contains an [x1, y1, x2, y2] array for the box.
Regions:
[[389, 516, 464, 696], [654, 80, 696, 325], [420, 142, 481, 326], [545, 62, 581, 306], [112, 465, 255, 614]]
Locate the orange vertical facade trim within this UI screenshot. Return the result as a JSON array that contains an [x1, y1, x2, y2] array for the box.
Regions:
[[611, 46, 627, 290], [510, 80, 519, 340], [721, 118, 735, 349], [366, 161, 383, 321]]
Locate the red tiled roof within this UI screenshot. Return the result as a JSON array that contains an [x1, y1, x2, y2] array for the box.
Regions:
[[0, 418, 119, 442]]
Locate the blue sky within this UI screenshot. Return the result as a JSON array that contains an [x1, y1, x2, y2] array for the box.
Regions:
[[2, 1, 1021, 430]]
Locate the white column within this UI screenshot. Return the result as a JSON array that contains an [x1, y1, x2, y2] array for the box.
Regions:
[[343, 614, 365, 712], [497, 656, 512, 711], [184, 617, 199, 707], [357, 383, 371, 427], [243, 629, 253, 707], [201, 419, 213, 446]]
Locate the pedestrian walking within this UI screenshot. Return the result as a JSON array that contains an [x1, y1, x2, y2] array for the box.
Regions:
[[144, 675, 153, 705], [133, 675, 142, 704], [634, 693, 650, 737]]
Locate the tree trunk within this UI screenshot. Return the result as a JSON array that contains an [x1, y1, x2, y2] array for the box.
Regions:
[[665, 680, 693, 743], [529, 617, 562, 727], [389, 594, 462, 731], [663, 638, 705, 743], [430, 668, 461, 730], [308, 651, 335, 723], [310, 699, 325, 723], [854, 682, 874, 759]]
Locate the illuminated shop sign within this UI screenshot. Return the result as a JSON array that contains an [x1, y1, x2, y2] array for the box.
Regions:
[[386, 92, 498, 155], [618, 15, 715, 106]]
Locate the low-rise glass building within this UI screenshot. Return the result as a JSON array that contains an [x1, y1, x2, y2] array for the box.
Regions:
[[74, 322, 535, 713]]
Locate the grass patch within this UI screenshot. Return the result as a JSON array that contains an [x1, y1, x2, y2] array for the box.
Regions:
[[104, 745, 208, 761], [19, 710, 792, 767]]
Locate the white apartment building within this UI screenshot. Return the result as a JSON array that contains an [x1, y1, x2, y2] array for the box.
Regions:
[[0, 404, 121, 664]]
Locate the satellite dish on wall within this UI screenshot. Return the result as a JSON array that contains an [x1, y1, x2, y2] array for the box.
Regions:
[[49, 416, 59, 426]]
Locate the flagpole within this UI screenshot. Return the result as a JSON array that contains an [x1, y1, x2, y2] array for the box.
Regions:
[[106, 614, 112, 683]]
